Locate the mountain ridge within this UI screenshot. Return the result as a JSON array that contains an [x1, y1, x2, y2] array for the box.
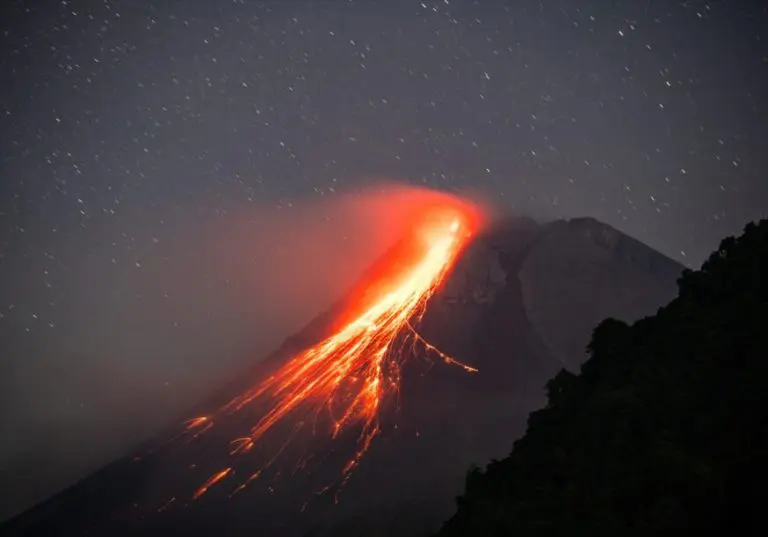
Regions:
[[436, 219, 767, 536], [2, 215, 684, 537]]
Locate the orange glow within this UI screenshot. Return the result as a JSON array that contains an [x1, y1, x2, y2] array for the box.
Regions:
[[230, 470, 261, 497], [193, 468, 232, 500], [229, 437, 254, 455], [184, 416, 210, 430], [185, 196, 482, 498]]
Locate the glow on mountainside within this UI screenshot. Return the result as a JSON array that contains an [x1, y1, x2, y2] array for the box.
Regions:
[[186, 202, 481, 499]]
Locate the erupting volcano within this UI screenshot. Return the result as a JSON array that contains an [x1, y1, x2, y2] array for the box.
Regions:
[[2, 199, 687, 537], [184, 199, 484, 500]]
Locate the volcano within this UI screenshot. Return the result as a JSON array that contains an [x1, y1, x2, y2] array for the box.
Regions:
[[2, 214, 683, 537]]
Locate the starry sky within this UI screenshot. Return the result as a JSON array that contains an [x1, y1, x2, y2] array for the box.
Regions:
[[1, 0, 766, 521]]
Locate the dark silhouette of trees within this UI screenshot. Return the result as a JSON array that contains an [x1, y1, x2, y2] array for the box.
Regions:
[[437, 219, 768, 537]]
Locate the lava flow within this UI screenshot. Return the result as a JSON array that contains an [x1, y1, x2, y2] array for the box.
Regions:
[[187, 199, 482, 499]]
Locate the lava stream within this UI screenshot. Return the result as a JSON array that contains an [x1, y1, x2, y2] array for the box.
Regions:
[[192, 468, 232, 500], [190, 203, 480, 499]]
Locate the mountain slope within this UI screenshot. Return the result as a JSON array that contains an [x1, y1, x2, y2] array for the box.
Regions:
[[520, 217, 682, 370], [2, 216, 684, 537], [437, 219, 767, 537]]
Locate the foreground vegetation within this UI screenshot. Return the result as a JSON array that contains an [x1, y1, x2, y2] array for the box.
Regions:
[[438, 220, 767, 536]]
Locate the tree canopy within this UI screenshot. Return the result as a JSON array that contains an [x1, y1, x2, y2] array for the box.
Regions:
[[437, 219, 768, 537]]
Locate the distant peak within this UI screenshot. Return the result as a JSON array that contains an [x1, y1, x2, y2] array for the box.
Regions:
[[536, 216, 683, 279]]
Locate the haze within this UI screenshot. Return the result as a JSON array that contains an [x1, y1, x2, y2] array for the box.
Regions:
[[0, 183, 472, 521]]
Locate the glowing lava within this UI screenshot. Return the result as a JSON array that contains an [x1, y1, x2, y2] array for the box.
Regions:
[[188, 200, 481, 499], [184, 416, 210, 430], [193, 468, 232, 500]]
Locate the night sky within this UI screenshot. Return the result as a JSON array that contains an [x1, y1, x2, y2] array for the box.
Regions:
[[1, 0, 766, 521]]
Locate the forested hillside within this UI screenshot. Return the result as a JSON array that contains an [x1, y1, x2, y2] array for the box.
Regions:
[[438, 219, 768, 537]]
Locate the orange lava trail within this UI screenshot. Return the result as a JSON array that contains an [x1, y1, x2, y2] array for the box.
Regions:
[[184, 416, 211, 430], [229, 437, 254, 455], [193, 468, 232, 500], [188, 203, 480, 498]]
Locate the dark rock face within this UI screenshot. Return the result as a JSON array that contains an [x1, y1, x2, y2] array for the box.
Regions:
[[2, 217, 683, 537], [519, 217, 682, 370], [436, 220, 768, 537]]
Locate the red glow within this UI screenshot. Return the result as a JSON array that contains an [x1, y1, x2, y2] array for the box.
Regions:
[[184, 190, 484, 499], [193, 467, 232, 500]]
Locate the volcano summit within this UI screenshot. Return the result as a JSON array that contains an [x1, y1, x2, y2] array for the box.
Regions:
[[3, 211, 683, 537]]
